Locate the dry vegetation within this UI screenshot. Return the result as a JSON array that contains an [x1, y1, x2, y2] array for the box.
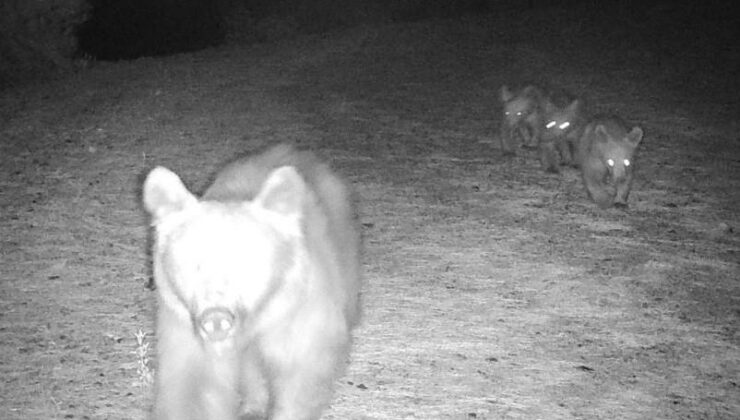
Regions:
[[1, 4, 739, 419]]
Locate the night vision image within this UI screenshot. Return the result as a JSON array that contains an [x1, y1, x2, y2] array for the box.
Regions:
[[1, 1, 738, 419]]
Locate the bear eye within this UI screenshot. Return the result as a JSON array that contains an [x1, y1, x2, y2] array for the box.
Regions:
[[559, 121, 570, 130], [606, 159, 615, 167], [546, 120, 556, 128], [624, 159, 630, 167]]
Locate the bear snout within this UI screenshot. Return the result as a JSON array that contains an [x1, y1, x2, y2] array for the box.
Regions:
[[197, 307, 236, 342]]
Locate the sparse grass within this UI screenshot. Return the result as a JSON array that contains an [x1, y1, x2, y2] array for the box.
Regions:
[[132, 329, 154, 389], [1, 4, 739, 420]]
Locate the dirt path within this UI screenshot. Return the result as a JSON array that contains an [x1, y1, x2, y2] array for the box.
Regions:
[[1, 7, 739, 420]]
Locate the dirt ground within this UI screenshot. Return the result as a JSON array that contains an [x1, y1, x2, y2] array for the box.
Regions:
[[1, 4, 739, 419]]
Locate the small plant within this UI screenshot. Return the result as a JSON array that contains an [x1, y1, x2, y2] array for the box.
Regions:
[[132, 329, 154, 388]]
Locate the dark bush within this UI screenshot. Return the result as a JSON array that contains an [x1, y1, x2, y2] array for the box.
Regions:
[[0, 0, 90, 88], [77, 0, 226, 61], [0, 0, 495, 87]]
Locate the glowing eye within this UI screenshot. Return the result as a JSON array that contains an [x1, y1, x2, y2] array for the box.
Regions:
[[559, 121, 570, 129], [607, 159, 615, 167], [624, 159, 630, 167], [546, 121, 556, 128], [516, 111, 523, 116], [504, 111, 510, 116]]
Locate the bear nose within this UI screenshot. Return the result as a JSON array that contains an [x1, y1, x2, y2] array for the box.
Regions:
[[197, 307, 236, 341]]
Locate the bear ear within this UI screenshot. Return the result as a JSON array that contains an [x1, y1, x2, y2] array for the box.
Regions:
[[253, 166, 306, 219], [143, 167, 197, 222], [627, 126, 644, 146], [594, 124, 608, 139], [543, 98, 556, 113], [522, 85, 541, 99], [500, 85, 513, 102], [568, 99, 582, 112]]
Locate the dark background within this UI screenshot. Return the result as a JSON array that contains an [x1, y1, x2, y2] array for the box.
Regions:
[[1, 0, 734, 84]]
